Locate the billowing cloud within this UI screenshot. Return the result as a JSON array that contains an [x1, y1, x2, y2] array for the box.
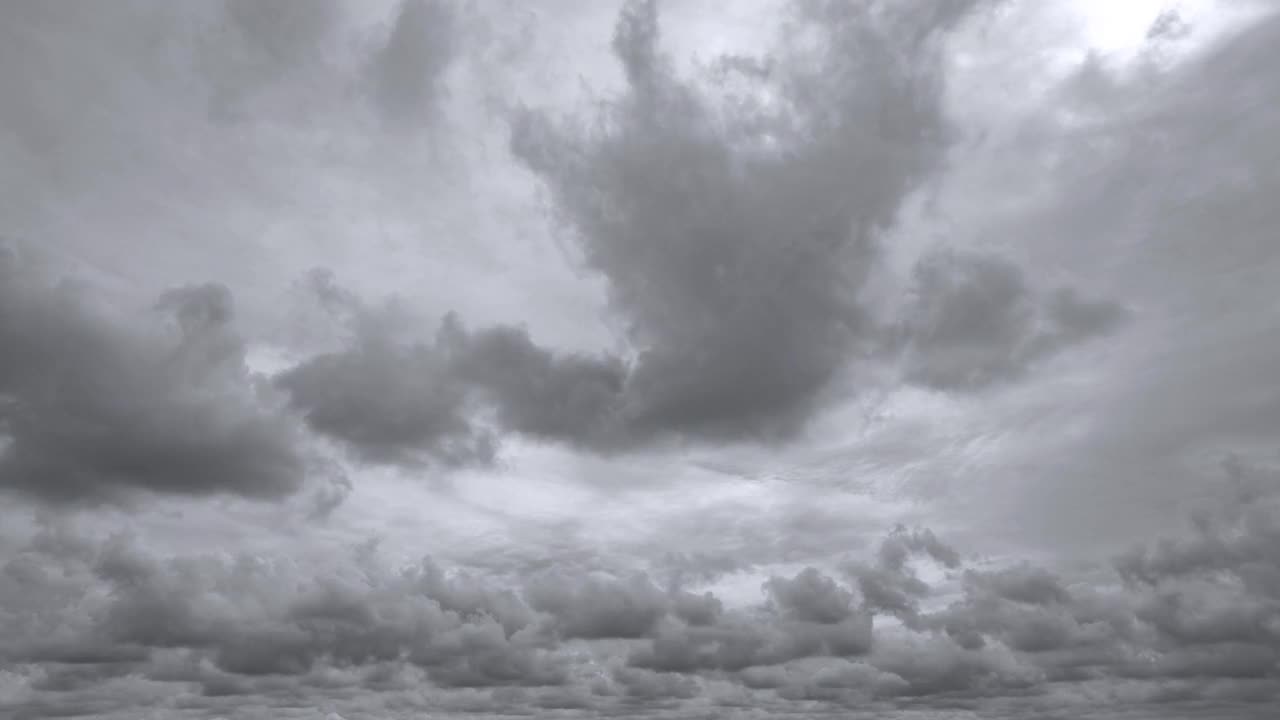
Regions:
[[508, 0, 988, 444], [0, 247, 303, 504], [3, 484, 1276, 718], [848, 526, 963, 626], [276, 325, 495, 469]]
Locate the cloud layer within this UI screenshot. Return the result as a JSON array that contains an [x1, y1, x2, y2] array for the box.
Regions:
[[2, 0, 1279, 718], [2, 476, 1276, 718]]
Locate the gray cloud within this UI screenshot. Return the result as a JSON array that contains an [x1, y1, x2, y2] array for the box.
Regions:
[[276, 274, 630, 464], [2, 479, 1279, 718], [369, 0, 458, 124], [525, 571, 667, 640], [848, 526, 962, 626], [894, 247, 1128, 391], [5, 2, 1280, 719], [0, 247, 304, 504], [445, 317, 628, 449], [509, 0, 987, 445], [278, 0, 1026, 467], [276, 327, 495, 469]]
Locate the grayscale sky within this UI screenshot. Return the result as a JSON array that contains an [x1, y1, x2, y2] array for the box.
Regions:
[[2, 1, 1279, 718]]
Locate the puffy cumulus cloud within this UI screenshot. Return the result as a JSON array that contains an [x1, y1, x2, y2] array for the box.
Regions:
[[275, 272, 628, 466], [275, 317, 496, 469], [847, 526, 963, 627], [1109, 457, 1280, 685], [0, 532, 571, 698], [627, 567, 874, 677], [893, 247, 1128, 391], [765, 567, 858, 625], [917, 467, 1280, 707], [2, 489, 1280, 718], [444, 318, 628, 449], [525, 571, 668, 640], [0, 246, 304, 504], [508, 0, 992, 446]]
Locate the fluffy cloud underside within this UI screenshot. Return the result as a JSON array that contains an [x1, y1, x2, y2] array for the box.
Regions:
[[276, 0, 1124, 467], [0, 248, 303, 504], [2, 474, 1277, 719]]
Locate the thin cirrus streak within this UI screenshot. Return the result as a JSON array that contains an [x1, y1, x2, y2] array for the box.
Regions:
[[1, 1, 1278, 719]]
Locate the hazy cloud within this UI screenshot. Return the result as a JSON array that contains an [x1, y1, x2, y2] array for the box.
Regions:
[[369, 0, 458, 124], [4, 1, 1280, 718], [895, 248, 1127, 391]]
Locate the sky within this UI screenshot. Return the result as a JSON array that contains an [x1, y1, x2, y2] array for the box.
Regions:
[[1, 1, 1279, 718]]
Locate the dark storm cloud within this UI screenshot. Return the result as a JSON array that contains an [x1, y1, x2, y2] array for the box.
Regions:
[[4, 535, 570, 691], [445, 318, 628, 448], [848, 526, 962, 626], [275, 325, 496, 468], [509, 0, 988, 444], [283, 276, 622, 466], [764, 567, 857, 624], [894, 248, 1128, 391], [0, 247, 303, 504], [276, 273, 626, 463]]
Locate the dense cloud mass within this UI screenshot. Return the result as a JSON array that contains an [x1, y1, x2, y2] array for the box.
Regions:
[[509, 0, 972, 444], [3, 0, 1280, 718], [0, 246, 303, 503]]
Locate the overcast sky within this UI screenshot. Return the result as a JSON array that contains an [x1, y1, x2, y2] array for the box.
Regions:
[[2, 1, 1279, 718]]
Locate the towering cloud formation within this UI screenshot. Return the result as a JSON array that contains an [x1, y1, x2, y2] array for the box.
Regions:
[[510, 0, 973, 443]]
